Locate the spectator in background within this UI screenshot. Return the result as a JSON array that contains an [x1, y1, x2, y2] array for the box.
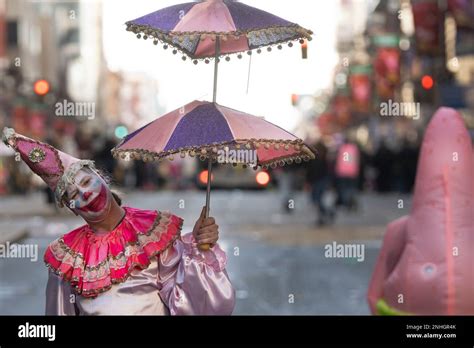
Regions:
[[398, 137, 419, 193], [373, 140, 394, 193], [306, 140, 335, 225], [276, 164, 297, 214], [335, 138, 360, 211]]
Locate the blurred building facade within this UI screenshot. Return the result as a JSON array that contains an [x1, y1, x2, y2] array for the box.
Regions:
[[1, 0, 473, 196], [293, 0, 474, 194]]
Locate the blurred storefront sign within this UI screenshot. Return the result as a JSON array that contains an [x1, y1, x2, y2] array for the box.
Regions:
[[412, 0, 441, 55], [349, 65, 372, 113], [316, 112, 336, 135], [448, 0, 474, 30], [373, 35, 400, 101], [29, 106, 48, 138], [12, 100, 28, 135], [333, 94, 352, 127]]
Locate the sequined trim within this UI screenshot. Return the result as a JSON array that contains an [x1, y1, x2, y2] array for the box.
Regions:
[[50, 212, 168, 272], [44, 210, 183, 298], [28, 147, 46, 163], [125, 22, 313, 60], [112, 138, 315, 169]]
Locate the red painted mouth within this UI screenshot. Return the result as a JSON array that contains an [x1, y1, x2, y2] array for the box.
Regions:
[[78, 185, 107, 213]]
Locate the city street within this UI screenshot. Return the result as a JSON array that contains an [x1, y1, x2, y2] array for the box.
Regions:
[[0, 190, 412, 315], [0, 2, 473, 346]]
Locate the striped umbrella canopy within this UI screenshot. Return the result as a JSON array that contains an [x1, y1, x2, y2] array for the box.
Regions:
[[111, 100, 315, 168], [125, 0, 313, 61]]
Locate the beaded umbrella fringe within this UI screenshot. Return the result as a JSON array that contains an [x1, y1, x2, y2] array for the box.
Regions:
[[112, 138, 315, 169], [125, 22, 313, 61]]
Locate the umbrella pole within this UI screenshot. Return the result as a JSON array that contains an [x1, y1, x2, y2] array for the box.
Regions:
[[206, 37, 220, 217], [205, 158, 212, 218], [200, 38, 220, 251], [212, 37, 220, 104]]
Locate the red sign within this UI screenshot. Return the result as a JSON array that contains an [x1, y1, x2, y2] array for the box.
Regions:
[[374, 47, 400, 100], [350, 74, 371, 113], [412, 0, 441, 54]]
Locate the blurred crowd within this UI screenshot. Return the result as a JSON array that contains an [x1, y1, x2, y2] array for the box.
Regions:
[[279, 134, 420, 226], [1, 125, 420, 216]]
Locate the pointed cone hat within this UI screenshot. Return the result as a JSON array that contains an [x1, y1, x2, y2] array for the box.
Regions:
[[2, 127, 96, 205]]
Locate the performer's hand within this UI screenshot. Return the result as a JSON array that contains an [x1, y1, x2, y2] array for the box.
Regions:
[[193, 206, 219, 247]]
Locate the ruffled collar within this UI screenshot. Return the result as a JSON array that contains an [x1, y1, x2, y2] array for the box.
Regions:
[[44, 206, 183, 298]]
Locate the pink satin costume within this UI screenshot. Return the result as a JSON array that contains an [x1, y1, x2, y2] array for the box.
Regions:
[[45, 206, 236, 315]]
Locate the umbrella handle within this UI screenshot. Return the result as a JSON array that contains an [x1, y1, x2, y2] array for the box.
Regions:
[[198, 159, 213, 251], [198, 37, 219, 252]]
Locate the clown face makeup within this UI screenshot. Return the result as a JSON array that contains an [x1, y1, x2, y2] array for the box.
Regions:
[[65, 168, 113, 222]]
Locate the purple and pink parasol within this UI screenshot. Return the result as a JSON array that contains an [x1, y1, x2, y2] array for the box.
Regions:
[[112, 100, 314, 167], [120, 1, 315, 250], [125, 0, 313, 60]]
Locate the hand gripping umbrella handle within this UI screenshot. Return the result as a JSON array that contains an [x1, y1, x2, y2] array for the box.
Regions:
[[198, 159, 213, 251]]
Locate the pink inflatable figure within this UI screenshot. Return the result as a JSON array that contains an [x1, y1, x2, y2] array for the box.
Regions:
[[368, 107, 474, 315]]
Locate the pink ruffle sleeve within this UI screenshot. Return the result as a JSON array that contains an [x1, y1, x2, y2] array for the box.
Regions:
[[157, 232, 236, 315]]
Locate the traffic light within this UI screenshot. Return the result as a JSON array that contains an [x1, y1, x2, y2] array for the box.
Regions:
[[255, 171, 270, 186], [301, 39, 308, 59], [198, 170, 214, 184], [421, 75, 434, 90], [415, 74, 435, 103], [33, 79, 50, 96], [114, 125, 129, 139], [291, 94, 299, 106]]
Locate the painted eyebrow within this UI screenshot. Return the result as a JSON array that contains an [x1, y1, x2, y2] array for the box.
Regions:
[[79, 176, 90, 185]]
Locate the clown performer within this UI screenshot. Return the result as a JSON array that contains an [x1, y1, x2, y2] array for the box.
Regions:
[[2, 127, 236, 315]]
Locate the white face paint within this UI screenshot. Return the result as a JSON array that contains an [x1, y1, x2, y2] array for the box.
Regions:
[[65, 168, 113, 223]]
